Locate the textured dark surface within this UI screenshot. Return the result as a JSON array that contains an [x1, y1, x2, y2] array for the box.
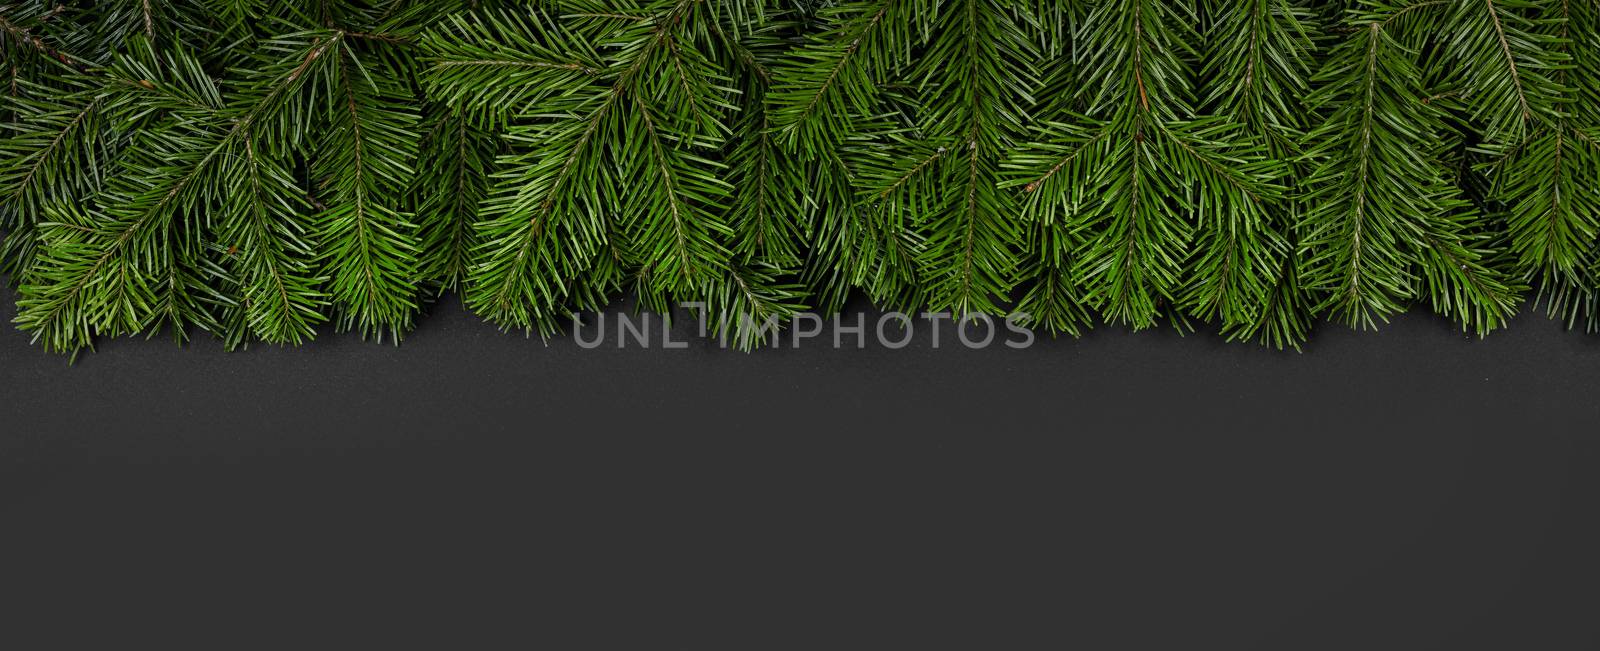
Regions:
[[2, 293, 1598, 649]]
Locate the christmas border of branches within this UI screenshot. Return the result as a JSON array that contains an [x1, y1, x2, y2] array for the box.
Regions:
[[2, 0, 1598, 355]]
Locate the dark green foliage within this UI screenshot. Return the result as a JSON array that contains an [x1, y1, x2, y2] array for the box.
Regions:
[[2, 0, 1599, 355]]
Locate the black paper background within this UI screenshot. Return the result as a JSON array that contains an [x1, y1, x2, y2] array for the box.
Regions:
[[3, 293, 1597, 649]]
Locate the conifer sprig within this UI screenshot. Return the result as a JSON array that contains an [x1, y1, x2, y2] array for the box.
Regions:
[[0, 0, 1598, 354]]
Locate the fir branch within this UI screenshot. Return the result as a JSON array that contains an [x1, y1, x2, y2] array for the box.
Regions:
[[1063, 0, 1209, 328], [418, 8, 603, 124], [1301, 20, 1427, 327], [620, 90, 732, 294], [0, 9, 88, 69], [0, 83, 105, 220], [1005, 120, 1106, 335], [311, 37, 422, 337], [1445, 0, 1570, 144], [457, 0, 726, 330], [700, 263, 807, 350], [727, 101, 806, 267], [13, 33, 337, 351], [904, 0, 1035, 316], [767, 0, 938, 152], [222, 134, 327, 344], [414, 105, 496, 290], [1203, 0, 1320, 347], [1301, 13, 1521, 332], [1498, 0, 1600, 324], [2, 0, 1599, 352]]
